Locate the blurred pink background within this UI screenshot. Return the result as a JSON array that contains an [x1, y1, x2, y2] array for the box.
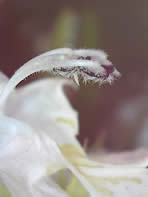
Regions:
[[1, 0, 148, 151]]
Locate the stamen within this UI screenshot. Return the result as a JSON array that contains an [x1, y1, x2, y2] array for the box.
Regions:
[[77, 56, 92, 60], [77, 56, 85, 60], [53, 66, 105, 80], [85, 56, 92, 60], [102, 64, 114, 79]]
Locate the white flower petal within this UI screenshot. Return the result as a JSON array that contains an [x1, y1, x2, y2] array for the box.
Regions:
[[0, 72, 8, 83], [0, 115, 65, 178], [0, 173, 69, 197], [0, 72, 8, 94], [33, 178, 69, 197], [60, 144, 148, 197], [5, 78, 79, 137], [90, 149, 148, 165], [0, 166, 57, 197], [3, 78, 81, 148], [0, 114, 70, 197], [71, 161, 148, 197], [0, 48, 120, 108]]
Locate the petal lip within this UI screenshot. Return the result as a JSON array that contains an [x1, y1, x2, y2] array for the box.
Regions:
[[0, 48, 120, 108]]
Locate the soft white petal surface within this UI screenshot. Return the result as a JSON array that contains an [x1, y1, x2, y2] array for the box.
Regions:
[[0, 114, 70, 197], [4, 78, 80, 147], [60, 144, 148, 197], [0, 72, 8, 94]]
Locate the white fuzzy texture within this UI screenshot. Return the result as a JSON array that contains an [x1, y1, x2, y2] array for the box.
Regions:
[[0, 48, 120, 108]]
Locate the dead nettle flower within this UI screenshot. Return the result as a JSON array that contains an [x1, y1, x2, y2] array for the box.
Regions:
[[0, 48, 147, 197]]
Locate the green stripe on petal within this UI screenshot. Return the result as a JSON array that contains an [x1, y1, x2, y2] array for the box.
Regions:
[[66, 175, 89, 197], [0, 184, 12, 197]]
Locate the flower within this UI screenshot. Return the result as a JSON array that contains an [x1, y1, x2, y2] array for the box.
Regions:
[[0, 48, 147, 197]]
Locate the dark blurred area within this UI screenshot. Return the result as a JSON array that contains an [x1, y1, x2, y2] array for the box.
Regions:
[[1, 0, 148, 151]]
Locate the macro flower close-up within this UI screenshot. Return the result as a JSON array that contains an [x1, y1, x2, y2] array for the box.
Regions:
[[0, 48, 147, 197]]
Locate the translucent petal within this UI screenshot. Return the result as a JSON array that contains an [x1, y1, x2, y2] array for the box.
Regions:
[[4, 78, 80, 147], [0, 72, 8, 94], [0, 72, 8, 84], [60, 144, 148, 197], [0, 173, 69, 197], [0, 114, 69, 197]]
